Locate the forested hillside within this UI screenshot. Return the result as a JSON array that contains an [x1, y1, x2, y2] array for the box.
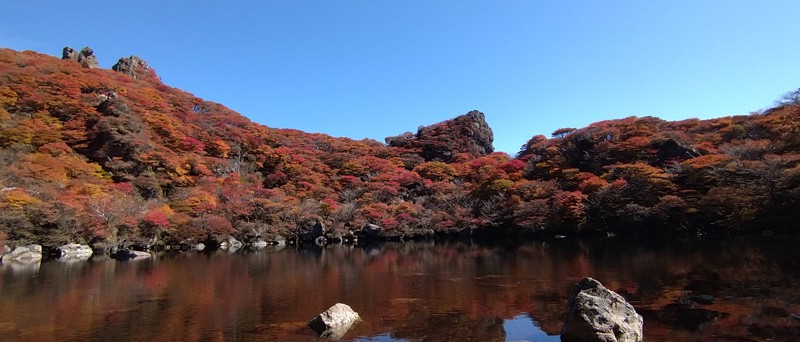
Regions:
[[1, 47, 798, 248]]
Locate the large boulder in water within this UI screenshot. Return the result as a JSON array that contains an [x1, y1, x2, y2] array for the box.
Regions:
[[308, 303, 361, 339], [561, 277, 643, 342], [1, 244, 43, 263]]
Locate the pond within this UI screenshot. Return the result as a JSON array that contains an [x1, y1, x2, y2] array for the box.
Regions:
[[1, 236, 799, 341]]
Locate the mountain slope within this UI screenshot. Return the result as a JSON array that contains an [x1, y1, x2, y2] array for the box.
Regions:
[[1, 47, 799, 248]]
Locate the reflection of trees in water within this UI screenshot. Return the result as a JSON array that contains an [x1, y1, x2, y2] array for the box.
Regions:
[[0, 237, 799, 340]]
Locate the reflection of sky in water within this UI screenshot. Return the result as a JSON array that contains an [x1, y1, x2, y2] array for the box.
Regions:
[[503, 313, 560, 342], [357, 333, 406, 341], [355, 313, 559, 342]]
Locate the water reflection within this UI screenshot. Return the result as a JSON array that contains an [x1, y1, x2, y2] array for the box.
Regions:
[[503, 314, 559, 342], [0, 237, 799, 341]]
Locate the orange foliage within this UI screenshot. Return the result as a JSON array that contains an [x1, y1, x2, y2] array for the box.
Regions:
[[2, 47, 800, 244]]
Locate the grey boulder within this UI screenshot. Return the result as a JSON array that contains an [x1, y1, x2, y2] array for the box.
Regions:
[[308, 303, 361, 339], [1, 244, 43, 263], [561, 277, 643, 342], [59, 243, 93, 260]]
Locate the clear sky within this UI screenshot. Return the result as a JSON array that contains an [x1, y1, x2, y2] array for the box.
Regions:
[[2, 1, 799, 154]]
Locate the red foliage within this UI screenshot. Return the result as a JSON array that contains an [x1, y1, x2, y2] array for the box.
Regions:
[[143, 210, 170, 227], [204, 215, 234, 236], [2, 47, 799, 244]]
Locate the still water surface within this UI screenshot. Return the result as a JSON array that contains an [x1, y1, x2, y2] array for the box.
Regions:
[[1, 237, 799, 341]]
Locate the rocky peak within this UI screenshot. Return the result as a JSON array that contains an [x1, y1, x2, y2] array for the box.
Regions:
[[112, 55, 160, 82], [386, 110, 494, 162], [61, 46, 99, 68]]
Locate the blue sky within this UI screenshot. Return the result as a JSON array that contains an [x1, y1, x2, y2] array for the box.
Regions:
[[2, 1, 799, 154]]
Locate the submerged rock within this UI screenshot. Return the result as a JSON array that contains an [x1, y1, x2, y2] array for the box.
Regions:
[[561, 277, 643, 342], [308, 303, 361, 339], [686, 294, 715, 305]]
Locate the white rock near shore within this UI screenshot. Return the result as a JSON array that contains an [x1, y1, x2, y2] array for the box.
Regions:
[[1, 244, 43, 263], [59, 243, 93, 259]]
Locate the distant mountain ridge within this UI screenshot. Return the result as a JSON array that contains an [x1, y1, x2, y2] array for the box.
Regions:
[[1, 47, 799, 249]]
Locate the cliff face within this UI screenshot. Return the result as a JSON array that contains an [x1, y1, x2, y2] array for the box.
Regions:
[[385, 110, 494, 162]]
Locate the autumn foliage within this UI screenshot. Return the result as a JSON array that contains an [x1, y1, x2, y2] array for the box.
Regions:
[[1, 47, 800, 247]]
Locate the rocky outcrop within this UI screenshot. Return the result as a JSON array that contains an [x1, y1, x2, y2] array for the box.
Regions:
[[112, 55, 160, 82], [386, 110, 494, 162], [62, 46, 99, 68], [308, 303, 361, 339], [1, 244, 43, 263], [58, 243, 93, 260], [561, 277, 643, 342], [653, 138, 700, 161]]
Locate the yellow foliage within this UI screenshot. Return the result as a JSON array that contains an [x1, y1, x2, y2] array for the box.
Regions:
[[79, 183, 106, 197], [0, 188, 42, 209], [0, 116, 62, 147], [0, 107, 10, 125], [15, 153, 109, 186], [0, 86, 17, 107], [340, 160, 368, 177], [158, 204, 175, 217], [171, 190, 217, 212], [486, 178, 514, 193]]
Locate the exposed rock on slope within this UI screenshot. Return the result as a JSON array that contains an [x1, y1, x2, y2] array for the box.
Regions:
[[112, 55, 160, 82], [62, 46, 99, 68], [386, 110, 494, 162]]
